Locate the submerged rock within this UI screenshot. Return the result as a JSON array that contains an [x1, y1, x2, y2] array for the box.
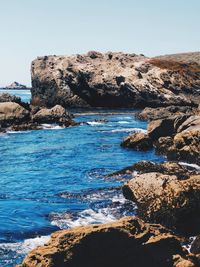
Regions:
[[31, 52, 199, 108], [17, 217, 198, 267], [123, 173, 200, 235]]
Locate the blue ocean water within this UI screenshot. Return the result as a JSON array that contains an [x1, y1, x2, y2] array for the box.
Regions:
[[0, 89, 31, 103], [0, 91, 164, 266]]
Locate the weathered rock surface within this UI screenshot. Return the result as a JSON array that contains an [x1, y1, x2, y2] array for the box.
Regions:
[[0, 94, 76, 131], [0, 102, 30, 127], [31, 51, 200, 108], [121, 132, 153, 150], [155, 115, 200, 164], [123, 173, 200, 235], [107, 160, 199, 180], [17, 217, 198, 267], [32, 105, 73, 125], [136, 106, 194, 121]]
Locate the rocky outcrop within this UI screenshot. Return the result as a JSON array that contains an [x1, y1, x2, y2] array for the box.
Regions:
[[0, 94, 76, 131], [0, 102, 30, 127], [17, 217, 199, 267], [31, 51, 200, 108], [123, 173, 200, 235], [121, 132, 153, 150], [107, 160, 199, 180], [155, 115, 200, 164], [32, 105, 73, 126], [136, 106, 194, 121], [5, 81, 27, 89], [123, 109, 200, 164]]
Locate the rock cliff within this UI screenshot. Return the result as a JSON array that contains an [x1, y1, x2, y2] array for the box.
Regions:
[[31, 51, 200, 108]]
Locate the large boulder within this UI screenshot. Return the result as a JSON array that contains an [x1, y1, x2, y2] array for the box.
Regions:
[[32, 105, 73, 125], [31, 52, 199, 108], [0, 102, 30, 127], [17, 217, 198, 267], [121, 132, 153, 150], [123, 173, 200, 235]]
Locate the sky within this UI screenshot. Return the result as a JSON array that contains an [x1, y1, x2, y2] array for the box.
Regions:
[[0, 0, 199, 86]]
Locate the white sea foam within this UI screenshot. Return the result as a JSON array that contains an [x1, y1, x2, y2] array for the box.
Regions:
[[103, 128, 147, 133], [179, 162, 200, 171], [51, 208, 116, 229], [87, 121, 105, 126], [51, 193, 136, 229], [117, 121, 130, 124], [41, 123, 63, 130], [0, 235, 50, 255]]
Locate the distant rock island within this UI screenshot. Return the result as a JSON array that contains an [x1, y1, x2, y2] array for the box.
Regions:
[[5, 81, 29, 89]]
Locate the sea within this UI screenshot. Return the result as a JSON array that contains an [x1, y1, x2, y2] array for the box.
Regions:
[[0, 89, 164, 266]]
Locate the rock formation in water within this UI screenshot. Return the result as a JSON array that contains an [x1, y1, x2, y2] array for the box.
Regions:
[[17, 217, 199, 267], [5, 81, 28, 89], [31, 51, 200, 108], [0, 93, 76, 131]]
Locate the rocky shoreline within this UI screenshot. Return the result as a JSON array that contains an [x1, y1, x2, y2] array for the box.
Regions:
[[2, 51, 200, 266]]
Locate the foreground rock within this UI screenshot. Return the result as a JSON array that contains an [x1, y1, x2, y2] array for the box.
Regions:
[[107, 160, 199, 179], [31, 51, 200, 108], [123, 173, 200, 235], [0, 102, 30, 128], [18, 217, 198, 267]]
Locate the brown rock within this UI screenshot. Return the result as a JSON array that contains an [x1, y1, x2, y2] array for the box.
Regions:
[[0, 102, 30, 127], [17, 217, 198, 267], [136, 106, 194, 121], [123, 173, 200, 235], [31, 52, 199, 108], [107, 160, 199, 179], [32, 105, 72, 125], [121, 132, 153, 150]]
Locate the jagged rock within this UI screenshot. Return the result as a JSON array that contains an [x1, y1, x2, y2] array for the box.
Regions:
[[123, 173, 200, 235], [0, 102, 30, 127], [17, 217, 198, 267], [155, 115, 200, 164], [31, 52, 199, 108], [136, 106, 194, 121], [107, 160, 199, 179], [191, 236, 200, 254], [32, 105, 73, 125], [121, 132, 153, 150]]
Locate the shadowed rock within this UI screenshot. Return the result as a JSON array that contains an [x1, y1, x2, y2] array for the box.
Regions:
[[123, 173, 200, 235], [31, 52, 199, 108], [17, 217, 198, 267]]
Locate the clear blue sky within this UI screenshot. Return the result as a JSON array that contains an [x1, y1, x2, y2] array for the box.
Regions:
[[0, 0, 199, 86]]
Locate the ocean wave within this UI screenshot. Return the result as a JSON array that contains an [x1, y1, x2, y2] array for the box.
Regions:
[[117, 121, 130, 124], [41, 124, 63, 130], [179, 162, 200, 171], [100, 128, 147, 133], [51, 192, 136, 229], [0, 235, 50, 266], [86, 121, 105, 126]]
